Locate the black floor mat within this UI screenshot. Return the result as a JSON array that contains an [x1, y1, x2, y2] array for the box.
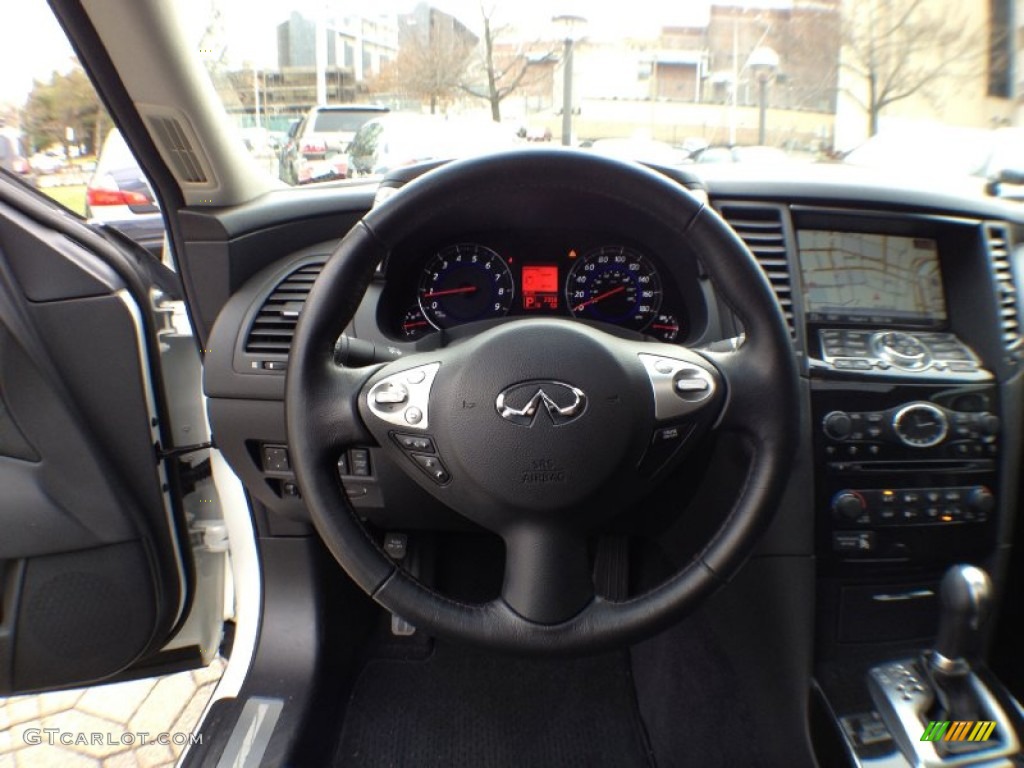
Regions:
[[334, 644, 654, 767]]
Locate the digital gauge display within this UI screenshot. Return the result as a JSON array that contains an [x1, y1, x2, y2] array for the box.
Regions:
[[522, 264, 559, 310]]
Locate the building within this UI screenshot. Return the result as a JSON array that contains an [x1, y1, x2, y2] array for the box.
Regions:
[[834, 0, 1018, 149], [276, 11, 398, 85], [397, 4, 478, 50]]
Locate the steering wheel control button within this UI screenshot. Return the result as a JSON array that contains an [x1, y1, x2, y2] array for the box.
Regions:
[[673, 371, 712, 397], [638, 354, 716, 420], [371, 382, 408, 405], [411, 453, 450, 484], [366, 362, 440, 430], [349, 449, 372, 477], [337, 449, 374, 478], [640, 423, 696, 476], [393, 433, 436, 453]]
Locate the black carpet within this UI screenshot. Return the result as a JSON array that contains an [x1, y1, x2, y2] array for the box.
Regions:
[[334, 644, 655, 767]]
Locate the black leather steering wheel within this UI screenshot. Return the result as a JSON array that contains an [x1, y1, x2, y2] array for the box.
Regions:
[[286, 149, 799, 654]]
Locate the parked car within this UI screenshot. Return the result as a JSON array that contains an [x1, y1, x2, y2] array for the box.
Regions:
[[0, 128, 36, 186], [84, 128, 165, 257], [29, 148, 66, 174], [279, 104, 389, 185], [347, 113, 520, 177], [691, 144, 794, 164], [588, 137, 691, 166], [842, 125, 1024, 200]]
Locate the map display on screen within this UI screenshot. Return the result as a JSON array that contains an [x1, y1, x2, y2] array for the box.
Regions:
[[797, 231, 946, 323]]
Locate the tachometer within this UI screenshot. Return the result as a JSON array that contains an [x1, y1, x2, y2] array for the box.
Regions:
[[566, 245, 662, 331], [418, 244, 514, 329]]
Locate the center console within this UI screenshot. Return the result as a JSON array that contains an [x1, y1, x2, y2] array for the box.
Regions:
[[790, 213, 1024, 766], [814, 378, 998, 566]]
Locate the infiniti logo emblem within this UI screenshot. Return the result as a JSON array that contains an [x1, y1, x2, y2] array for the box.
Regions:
[[495, 381, 588, 426]]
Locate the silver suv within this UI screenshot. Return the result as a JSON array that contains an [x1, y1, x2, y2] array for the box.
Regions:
[[279, 104, 388, 185]]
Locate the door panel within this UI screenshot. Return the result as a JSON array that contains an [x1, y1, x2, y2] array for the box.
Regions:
[[0, 183, 191, 694]]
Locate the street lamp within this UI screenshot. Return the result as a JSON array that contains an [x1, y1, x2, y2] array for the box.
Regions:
[[747, 46, 779, 146], [552, 14, 586, 147]]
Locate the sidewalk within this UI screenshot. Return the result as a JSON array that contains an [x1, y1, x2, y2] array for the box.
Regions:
[[0, 658, 225, 768]]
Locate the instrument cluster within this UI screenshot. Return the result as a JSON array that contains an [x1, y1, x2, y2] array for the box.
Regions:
[[387, 236, 693, 343]]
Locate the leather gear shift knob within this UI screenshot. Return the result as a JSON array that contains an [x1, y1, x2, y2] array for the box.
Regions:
[[933, 564, 992, 667]]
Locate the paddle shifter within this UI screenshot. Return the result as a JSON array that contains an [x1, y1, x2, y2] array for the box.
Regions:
[[867, 565, 1019, 765]]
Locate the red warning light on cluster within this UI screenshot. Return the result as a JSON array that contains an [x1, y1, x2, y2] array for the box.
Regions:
[[522, 264, 559, 310]]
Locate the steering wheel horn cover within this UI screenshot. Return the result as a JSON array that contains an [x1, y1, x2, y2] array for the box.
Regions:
[[286, 149, 799, 653]]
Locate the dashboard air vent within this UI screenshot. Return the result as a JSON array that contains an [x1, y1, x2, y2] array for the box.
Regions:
[[718, 204, 796, 340], [245, 262, 325, 355], [983, 223, 1020, 350]]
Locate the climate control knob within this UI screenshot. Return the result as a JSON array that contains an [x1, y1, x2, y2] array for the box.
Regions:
[[892, 403, 948, 448], [832, 491, 867, 522], [823, 411, 853, 440], [967, 487, 995, 514]]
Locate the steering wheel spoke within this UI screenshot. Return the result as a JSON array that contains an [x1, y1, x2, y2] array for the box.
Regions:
[[501, 524, 594, 625], [300, 359, 381, 454], [697, 341, 778, 434]]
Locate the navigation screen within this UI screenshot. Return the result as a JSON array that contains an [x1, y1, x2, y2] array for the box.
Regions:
[[797, 231, 946, 324]]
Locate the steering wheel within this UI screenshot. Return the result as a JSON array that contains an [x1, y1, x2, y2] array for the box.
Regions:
[[286, 150, 798, 654]]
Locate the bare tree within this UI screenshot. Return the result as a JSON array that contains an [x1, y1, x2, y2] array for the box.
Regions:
[[388, 13, 474, 114], [462, 5, 555, 122], [841, 0, 986, 136]]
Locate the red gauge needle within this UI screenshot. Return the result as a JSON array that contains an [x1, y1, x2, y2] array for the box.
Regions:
[[574, 284, 626, 312], [650, 323, 679, 331], [403, 320, 429, 330], [422, 286, 478, 299]]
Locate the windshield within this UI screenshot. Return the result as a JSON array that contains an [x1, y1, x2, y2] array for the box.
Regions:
[[172, 1, 1019, 188], [2, 1, 1016, 192]]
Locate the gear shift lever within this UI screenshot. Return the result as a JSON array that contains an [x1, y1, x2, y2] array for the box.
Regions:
[[924, 565, 993, 743], [868, 565, 1018, 765], [931, 564, 993, 673]]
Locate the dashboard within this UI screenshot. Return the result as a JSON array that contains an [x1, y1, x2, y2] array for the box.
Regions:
[[200, 160, 1022, 647], [191, 158, 1024, 768], [377, 230, 702, 344]]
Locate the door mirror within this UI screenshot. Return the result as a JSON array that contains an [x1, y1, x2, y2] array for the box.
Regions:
[[985, 167, 1024, 198]]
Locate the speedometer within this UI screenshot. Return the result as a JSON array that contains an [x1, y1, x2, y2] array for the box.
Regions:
[[566, 245, 662, 331], [418, 244, 514, 329]]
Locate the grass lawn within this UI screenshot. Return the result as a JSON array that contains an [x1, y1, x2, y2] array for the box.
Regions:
[[42, 185, 87, 216]]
